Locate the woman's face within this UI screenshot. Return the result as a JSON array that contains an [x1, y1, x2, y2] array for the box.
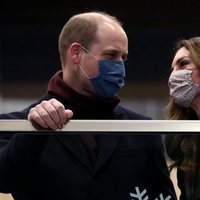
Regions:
[[172, 47, 196, 70], [172, 47, 200, 115], [172, 47, 200, 84]]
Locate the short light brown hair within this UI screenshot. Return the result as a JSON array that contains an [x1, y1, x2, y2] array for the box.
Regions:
[[58, 11, 122, 66]]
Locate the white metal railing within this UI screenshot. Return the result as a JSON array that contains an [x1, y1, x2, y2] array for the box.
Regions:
[[0, 120, 200, 133]]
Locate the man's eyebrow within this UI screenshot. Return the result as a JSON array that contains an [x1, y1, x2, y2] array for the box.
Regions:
[[104, 49, 128, 55]]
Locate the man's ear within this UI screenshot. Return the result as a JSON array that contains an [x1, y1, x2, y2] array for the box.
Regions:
[[70, 43, 82, 64]]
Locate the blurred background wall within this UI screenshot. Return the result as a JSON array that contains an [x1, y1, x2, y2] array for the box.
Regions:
[[1, 0, 200, 119]]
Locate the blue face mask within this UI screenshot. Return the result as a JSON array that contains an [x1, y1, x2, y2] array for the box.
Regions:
[[79, 45, 126, 98], [90, 59, 125, 98]]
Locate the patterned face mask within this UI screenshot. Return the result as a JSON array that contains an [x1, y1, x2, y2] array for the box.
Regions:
[[168, 69, 200, 108]]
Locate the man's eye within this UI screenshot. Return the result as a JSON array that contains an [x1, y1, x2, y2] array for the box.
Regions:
[[107, 53, 116, 58]]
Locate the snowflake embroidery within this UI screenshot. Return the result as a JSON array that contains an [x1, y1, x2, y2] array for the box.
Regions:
[[130, 186, 172, 200], [130, 187, 148, 200]]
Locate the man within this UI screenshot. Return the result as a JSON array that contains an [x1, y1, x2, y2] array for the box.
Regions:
[[0, 11, 177, 200]]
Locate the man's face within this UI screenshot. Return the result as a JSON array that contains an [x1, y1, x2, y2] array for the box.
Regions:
[[80, 21, 128, 78]]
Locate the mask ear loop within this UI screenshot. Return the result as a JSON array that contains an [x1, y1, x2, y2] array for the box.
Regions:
[[79, 44, 100, 79], [80, 45, 100, 61], [79, 64, 91, 79], [79, 63, 99, 79]]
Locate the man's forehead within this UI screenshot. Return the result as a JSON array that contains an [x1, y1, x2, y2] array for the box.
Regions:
[[103, 21, 115, 30]]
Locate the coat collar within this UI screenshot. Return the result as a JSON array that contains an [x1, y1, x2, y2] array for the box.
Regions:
[[47, 70, 121, 118]]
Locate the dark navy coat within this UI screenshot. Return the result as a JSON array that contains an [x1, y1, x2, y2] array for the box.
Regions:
[[0, 93, 177, 200]]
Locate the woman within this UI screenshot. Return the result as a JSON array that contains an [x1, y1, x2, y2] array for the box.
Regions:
[[165, 36, 200, 200]]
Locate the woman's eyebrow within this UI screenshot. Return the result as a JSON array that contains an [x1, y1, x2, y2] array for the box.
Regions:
[[172, 56, 190, 68]]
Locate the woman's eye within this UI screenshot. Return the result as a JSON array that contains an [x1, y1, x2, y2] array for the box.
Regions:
[[179, 61, 187, 67], [179, 60, 191, 68]]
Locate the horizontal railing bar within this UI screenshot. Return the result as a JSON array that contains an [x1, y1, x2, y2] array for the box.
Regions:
[[0, 120, 199, 133]]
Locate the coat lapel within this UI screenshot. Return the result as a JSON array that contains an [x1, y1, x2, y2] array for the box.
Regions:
[[55, 134, 93, 171], [55, 134, 121, 173], [94, 134, 121, 173]]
